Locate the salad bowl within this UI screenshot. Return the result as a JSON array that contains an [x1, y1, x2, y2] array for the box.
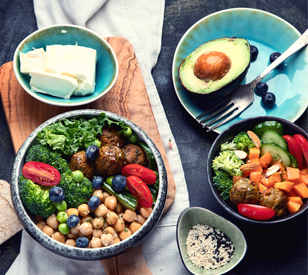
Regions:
[[10, 109, 167, 260], [207, 116, 308, 225]]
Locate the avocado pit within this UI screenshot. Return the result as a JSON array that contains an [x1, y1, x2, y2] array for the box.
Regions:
[[193, 51, 231, 81]]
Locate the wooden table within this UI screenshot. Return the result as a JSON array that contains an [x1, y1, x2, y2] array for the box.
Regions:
[[0, 0, 307, 274]]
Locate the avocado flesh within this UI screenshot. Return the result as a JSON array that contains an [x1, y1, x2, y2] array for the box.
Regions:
[[179, 37, 250, 95]]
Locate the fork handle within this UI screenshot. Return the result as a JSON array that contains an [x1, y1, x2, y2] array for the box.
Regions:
[[252, 28, 308, 86]]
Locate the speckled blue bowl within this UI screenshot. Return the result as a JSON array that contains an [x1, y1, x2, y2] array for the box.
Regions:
[[176, 207, 247, 275], [172, 8, 308, 133], [13, 25, 118, 107], [10, 110, 167, 260], [207, 116, 308, 225]]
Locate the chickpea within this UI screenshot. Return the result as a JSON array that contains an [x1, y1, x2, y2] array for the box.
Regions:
[[90, 237, 102, 248], [93, 229, 103, 238], [115, 203, 123, 214], [67, 233, 78, 239], [81, 216, 93, 224], [105, 196, 117, 210], [119, 228, 132, 240], [102, 220, 108, 230], [140, 207, 152, 218], [67, 208, 79, 216], [92, 190, 104, 202], [70, 224, 80, 235], [135, 215, 146, 225], [79, 222, 93, 236], [78, 204, 90, 217], [95, 204, 108, 217], [106, 211, 118, 225], [66, 239, 76, 247], [129, 222, 142, 234], [103, 226, 115, 237], [47, 214, 59, 229], [92, 217, 104, 229], [42, 225, 54, 237], [102, 192, 110, 203], [113, 237, 121, 245], [123, 209, 137, 223], [101, 233, 113, 247], [36, 220, 47, 231], [52, 232, 66, 243], [113, 219, 125, 232]]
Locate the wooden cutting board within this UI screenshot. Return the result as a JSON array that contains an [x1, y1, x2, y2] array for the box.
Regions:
[[0, 36, 176, 275]]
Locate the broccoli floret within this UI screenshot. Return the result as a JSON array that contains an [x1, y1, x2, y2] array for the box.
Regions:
[[221, 131, 255, 153], [57, 170, 93, 208], [19, 175, 57, 218], [25, 144, 70, 174], [213, 169, 233, 201], [212, 150, 244, 176]]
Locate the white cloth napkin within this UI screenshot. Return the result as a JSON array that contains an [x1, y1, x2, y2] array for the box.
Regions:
[[7, 1, 190, 274]]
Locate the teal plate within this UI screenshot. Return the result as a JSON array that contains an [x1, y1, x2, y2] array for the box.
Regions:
[[172, 8, 308, 134], [13, 24, 118, 107]]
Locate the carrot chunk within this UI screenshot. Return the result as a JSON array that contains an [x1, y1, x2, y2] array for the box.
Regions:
[[260, 178, 275, 189], [268, 172, 281, 182], [258, 183, 268, 193], [300, 174, 308, 186], [287, 167, 301, 181], [232, 175, 242, 184], [292, 183, 308, 199], [274, 181, 293, 194], [260, 152, 273, 165], [287, 200, 301, 213], [288, 196, 303, 206], [250, 172, 262, 184], [249, 148, 260, 160]]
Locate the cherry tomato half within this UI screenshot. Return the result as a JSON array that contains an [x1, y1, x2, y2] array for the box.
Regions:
[[237, 204, 275, 220], [126, 175, 153, 208], [121, 164, 157, 185], [22, 161, 61, 186]]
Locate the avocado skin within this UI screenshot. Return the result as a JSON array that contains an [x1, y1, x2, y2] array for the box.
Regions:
[[178, 37, 251, 101], [184, 64, 250, 101]]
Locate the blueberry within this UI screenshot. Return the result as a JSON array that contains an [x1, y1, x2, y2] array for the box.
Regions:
[[250, 45, 259, 62], [49, 186, 65, 203], [86, 145, 100, 161], [255, 82, 268, 96], [262, 92, 276, 108], [76, 236, 89, 248], [112, 175, 127, 193], [92, 176, 104, 190], [269, 52, 281, 63], [88, 196, 101, 210], [66, 214, 80, 228]]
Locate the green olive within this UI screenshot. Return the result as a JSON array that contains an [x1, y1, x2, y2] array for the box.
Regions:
[[57, 211, 68, 223], [56, 201, 67, 211], [58, 223, 70, 235], [122, 127, 133, 137], [128, 134, 138, 143], [106, 176, 114, 186], [72, 170, 84, 182]]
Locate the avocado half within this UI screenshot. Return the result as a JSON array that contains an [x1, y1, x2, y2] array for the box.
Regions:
[[179, 37, 251, 101]]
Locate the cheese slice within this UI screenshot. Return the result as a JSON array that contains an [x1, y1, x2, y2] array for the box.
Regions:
[[19, 48, 47, 74], [29, 71, 78, 99]]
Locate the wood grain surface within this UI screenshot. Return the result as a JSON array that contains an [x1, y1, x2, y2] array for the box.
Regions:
[[0, 36, 176, 275]]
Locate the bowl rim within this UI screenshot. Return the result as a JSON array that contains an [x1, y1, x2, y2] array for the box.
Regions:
[[207, 116, 308, 225], [10, 109, 167, 260], [176, 206, 247, 275], [12, 24, 119, 107]]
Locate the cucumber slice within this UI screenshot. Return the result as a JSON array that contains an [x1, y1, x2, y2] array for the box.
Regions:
[[289, 153, 298, 168], [260, 129, 288, 150], [260, 143, 291, 168], [138, 141, 157, 171], [253, 121, 284, 137]]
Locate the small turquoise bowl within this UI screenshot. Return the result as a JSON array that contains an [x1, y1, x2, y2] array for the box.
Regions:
[[177, 207, 247, 275], [13, 24, 118, 107]]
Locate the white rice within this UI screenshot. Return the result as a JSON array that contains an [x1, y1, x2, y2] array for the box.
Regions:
[[186, 224, 235, 270]]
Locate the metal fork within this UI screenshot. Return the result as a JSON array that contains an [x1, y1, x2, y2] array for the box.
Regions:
[[197, 28, 308, 132]]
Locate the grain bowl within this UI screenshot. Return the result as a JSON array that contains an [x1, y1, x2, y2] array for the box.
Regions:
[[10, 109, 167, 260]]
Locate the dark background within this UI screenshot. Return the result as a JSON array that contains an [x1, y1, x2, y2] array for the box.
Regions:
[[0, 0, 307, 274]]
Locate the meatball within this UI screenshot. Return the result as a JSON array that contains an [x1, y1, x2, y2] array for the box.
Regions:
[[122, 144, 147, 166], [70, 151, 95, 180], [229, 178, 259, 206], [94, 145, 125, 176], [99, 127, 126, 148], [259, 188, 288, 217]]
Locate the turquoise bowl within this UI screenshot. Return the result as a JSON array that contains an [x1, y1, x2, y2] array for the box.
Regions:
[[13, 24, 118, 107], [177, 207, 247, 275], [172, 8, 308, 133]]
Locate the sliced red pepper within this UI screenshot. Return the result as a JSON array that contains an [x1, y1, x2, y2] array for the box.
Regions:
[[293, 134, 308, 165], [283, 135, 304, 169], [126, 175, 153, 208], [121, 164, 156, 185]]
